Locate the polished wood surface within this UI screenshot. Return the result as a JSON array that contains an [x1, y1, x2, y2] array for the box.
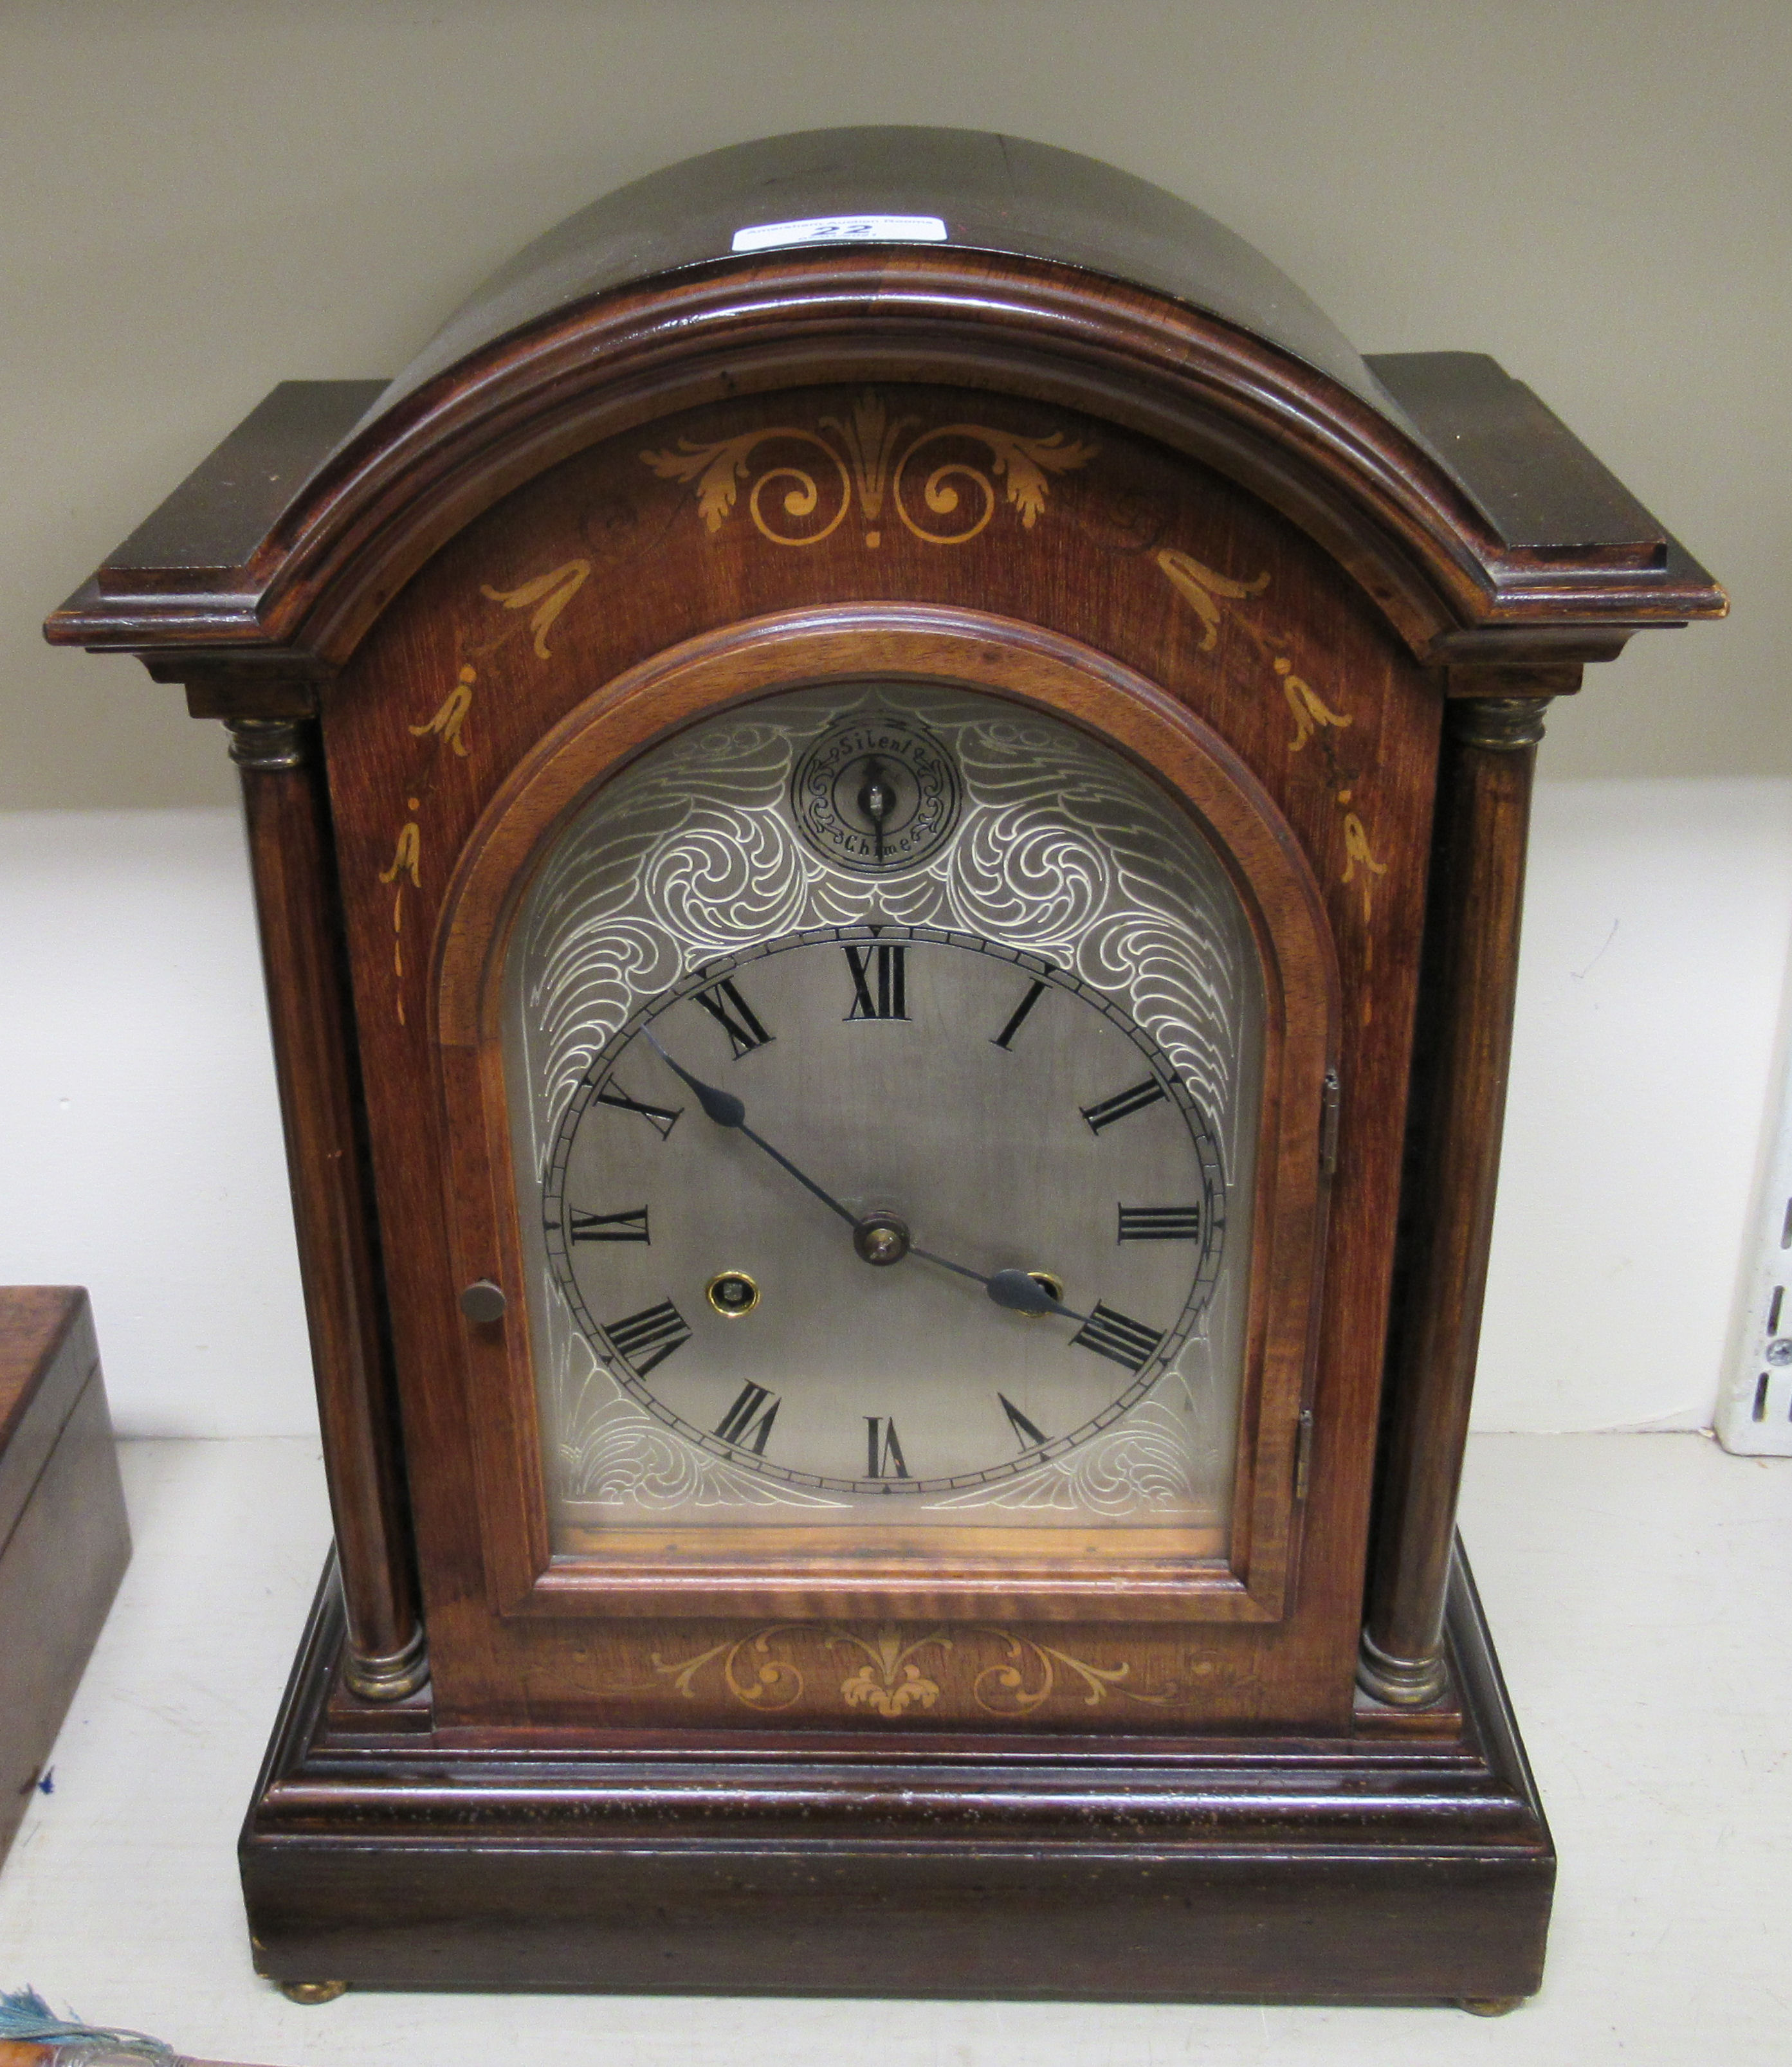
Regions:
[[374, 127, 1395, 420], [1, 1286, 94, 1542], [318, 378, 1432, 1729], [44, 139, 1723, 676], [101, 381, 388, 593], [0, 1289, 130, 1866], [241, 1543, 1551, 2003], [1365, 354, 1669, 568], [232, 729, 425, 1698]]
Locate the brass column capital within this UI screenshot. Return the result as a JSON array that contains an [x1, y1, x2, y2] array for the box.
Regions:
[[226, 715, 311, 770], [1449, 696, 1551, 753]]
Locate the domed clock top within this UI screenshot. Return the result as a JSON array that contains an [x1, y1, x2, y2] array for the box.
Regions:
[[49, 126, 1718, 678]]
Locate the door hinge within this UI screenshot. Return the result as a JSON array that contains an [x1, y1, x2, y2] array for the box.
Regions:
[[1319, 1067, 1342, 1177], [1294, 1407, 1315, 1501]]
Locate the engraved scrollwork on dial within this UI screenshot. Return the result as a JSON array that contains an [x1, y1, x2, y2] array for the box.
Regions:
[[924, 1369, 1216, 1517], [542, 1270, 846, 1516], [513, 684, 1249, 1202], [790, 711, 962, 875]]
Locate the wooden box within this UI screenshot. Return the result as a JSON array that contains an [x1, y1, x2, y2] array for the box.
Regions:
[[0, 1288, 131, 1866]]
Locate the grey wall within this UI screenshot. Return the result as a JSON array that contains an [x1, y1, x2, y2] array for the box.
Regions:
[[3, 1, 1787, 1436]]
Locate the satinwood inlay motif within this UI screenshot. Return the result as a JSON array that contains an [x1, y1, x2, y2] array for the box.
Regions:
[[642, 391, 1097, 550], [1154, 543, 1389, 958], [638, 1621, 1178, 1718]]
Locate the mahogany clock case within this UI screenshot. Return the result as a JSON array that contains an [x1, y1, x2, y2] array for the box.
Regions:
[[46, 129, 1723, 2004], [370, 392, 1378, 1716]]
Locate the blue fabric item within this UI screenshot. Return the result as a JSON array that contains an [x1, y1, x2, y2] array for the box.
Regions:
[[0, 1989, 174, 2061]]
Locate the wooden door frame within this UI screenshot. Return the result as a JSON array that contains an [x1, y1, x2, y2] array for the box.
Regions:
[[431, 605, 1340, 1624]]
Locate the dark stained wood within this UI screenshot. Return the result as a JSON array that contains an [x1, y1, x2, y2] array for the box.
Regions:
[[241, 1543, 1552, 2003], [1365, 352, 1669, 566], [375, 127, 1394, 418], [1444, 660, 1584, 702], [1360, 691, 1546, 1703], [231, 722, 425, 1698], [1, 1288, 94, 1539], [100, 382, 388, 592], [0, 1288, 131, 1864], [176, 661, 325, 722]]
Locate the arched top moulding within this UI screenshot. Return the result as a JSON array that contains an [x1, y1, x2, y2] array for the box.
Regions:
[[46, 126, 1723, 691]]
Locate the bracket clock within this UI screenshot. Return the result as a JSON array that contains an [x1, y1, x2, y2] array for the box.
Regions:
[[48, 129, 1724, 2007]]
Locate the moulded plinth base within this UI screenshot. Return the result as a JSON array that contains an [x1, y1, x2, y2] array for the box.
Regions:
[[241, 1546, 1552, 2006]]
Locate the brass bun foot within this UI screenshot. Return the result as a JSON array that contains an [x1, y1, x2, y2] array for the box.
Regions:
[[279, 1980, 349, 2005], [343, 1622, 430, 1702], [1355, 1629, 1449, 1708], [1460, 1996, 1525, 2016]]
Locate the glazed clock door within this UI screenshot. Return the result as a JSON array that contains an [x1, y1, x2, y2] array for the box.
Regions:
[[436, 612, 1338, 1627]]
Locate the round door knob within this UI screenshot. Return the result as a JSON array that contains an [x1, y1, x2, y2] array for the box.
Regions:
[[460, 1279, 507, 1324]]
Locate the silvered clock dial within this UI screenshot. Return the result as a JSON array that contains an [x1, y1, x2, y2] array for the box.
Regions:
[[504, 682, 1263, 1547]]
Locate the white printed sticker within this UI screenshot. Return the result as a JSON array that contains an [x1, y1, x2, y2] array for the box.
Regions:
[[731, 214, 949, 255]]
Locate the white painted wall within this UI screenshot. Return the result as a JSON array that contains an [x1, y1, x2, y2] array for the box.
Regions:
[[1485, 780, 1792, 1431], [0, 810, 314, 1436], [3, 2, 1786, 1438]]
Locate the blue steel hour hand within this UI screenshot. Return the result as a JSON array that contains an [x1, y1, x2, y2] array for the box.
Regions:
[[908, 1247, 1086, 1322], [641, 1027, 1086, 1323]]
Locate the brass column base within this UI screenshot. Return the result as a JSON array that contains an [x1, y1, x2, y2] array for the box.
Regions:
[[343, 1622, 429, 1702], [1356, 1628, 1449, 1708]]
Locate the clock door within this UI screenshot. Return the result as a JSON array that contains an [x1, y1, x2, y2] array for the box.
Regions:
[[509, 677, 1261, 1558], [432, 611, 1338, 1637]]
